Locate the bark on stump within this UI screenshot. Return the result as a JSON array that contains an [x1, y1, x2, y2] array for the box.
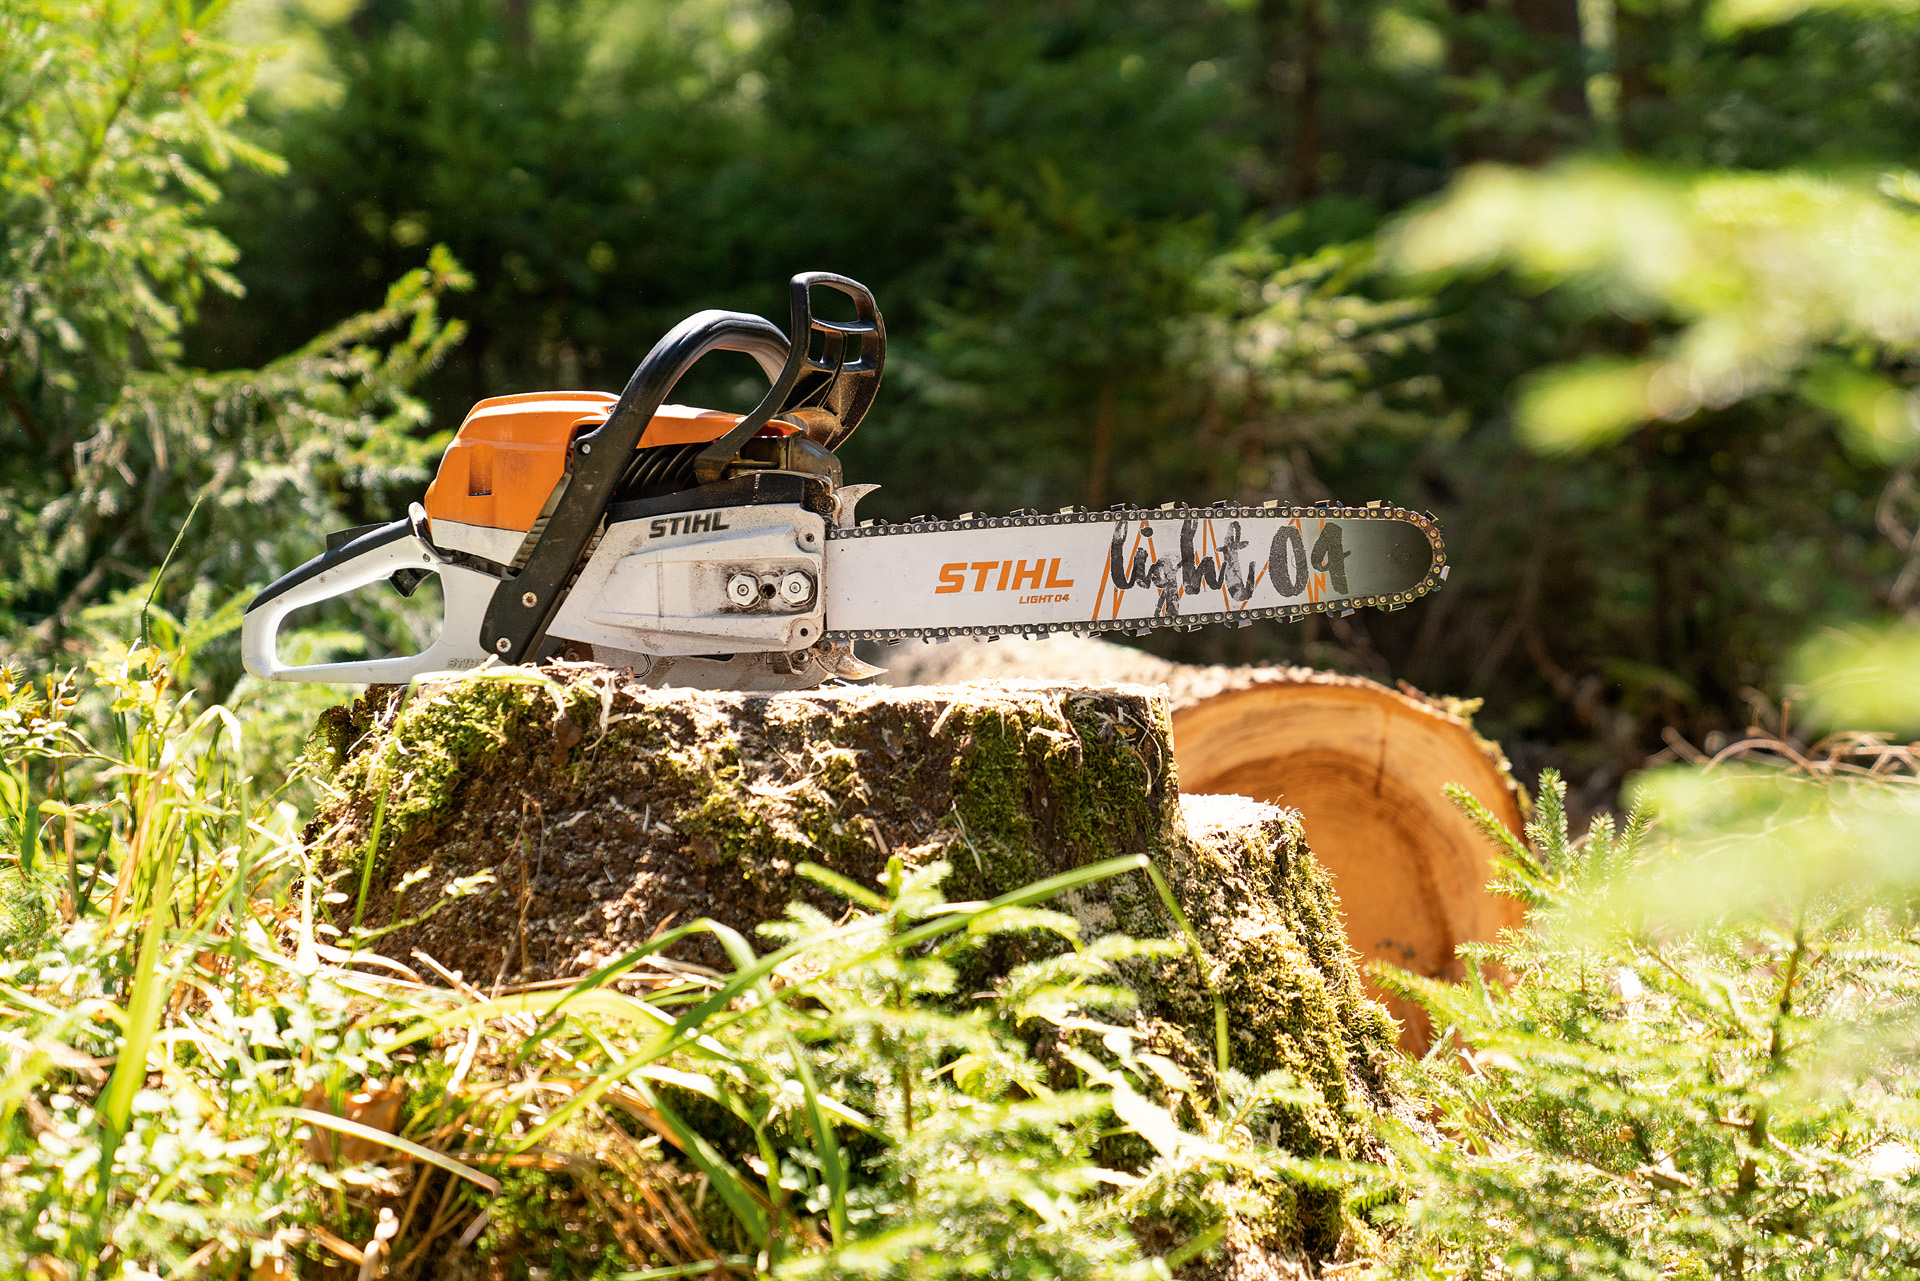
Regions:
[[307, 665, 1408, 1262], [872, 636, 1526, 1054]]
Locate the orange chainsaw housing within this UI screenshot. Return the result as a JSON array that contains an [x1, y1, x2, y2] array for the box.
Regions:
[[422, 392, 794, 532]]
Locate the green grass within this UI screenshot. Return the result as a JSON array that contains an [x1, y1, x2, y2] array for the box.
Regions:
[[0, 648, 1338, 1279]]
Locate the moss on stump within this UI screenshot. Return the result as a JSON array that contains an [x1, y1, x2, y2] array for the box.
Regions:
[[308, 665, 1407, 1253]]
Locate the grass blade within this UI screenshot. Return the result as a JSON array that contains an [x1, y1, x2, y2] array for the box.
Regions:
[[95, 842, 175, 1203], [1139, 859, 1229, 1077], [259, 1106, 502, 1192], [612, 1260, 749, 1281], [627, 1082, 769, 1240], [787, 1031, 848, 1242]]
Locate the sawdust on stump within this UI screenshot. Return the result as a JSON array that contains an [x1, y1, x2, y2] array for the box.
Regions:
[[306, 664, 1412, 1270]]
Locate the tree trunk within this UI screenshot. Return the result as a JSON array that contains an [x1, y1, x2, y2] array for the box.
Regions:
[[1088, 359, 1118, 510], [1254, 0, 1323, 203], [502, 0, 532, 51], [309, 668, 1410, 1194], [1295, 0, 1323, 200], [1446, 0, 1589, 162]]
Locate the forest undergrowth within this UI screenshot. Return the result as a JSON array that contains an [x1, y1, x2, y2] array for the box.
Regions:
[[5, 624, 1920, 1278], [0, 641, 1369, 1279]]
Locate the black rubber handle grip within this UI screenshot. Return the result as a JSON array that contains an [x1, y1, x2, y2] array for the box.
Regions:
[[247, 518, 411, 614]]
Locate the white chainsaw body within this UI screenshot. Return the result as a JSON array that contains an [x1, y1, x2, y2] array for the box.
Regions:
[[241, 504, 852, 688], [546, 504, 826, 656]]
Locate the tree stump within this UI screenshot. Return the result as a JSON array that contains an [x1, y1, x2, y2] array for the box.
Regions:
[[307, 666, 1408, 1192], [872, 636, 1526, 1054]]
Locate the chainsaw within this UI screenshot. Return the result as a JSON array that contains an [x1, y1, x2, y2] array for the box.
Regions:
[[241, 273, 1448, 690]]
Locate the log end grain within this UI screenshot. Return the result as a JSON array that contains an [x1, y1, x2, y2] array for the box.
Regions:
[[876, 637, 1527, 1055]]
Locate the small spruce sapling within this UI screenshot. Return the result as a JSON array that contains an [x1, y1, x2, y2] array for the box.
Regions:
[[1383, 767, 1920, 1280]]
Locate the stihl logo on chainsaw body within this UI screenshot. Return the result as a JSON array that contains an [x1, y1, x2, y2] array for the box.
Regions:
[[648, 511, 732, 539], [935, 558, 1076, 603]]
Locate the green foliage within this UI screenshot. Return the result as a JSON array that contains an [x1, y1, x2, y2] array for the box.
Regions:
[[0, 651, 1348, 1277], [1392, 164, 1920, 454], [1387, 762, 1920, 1278], [1377, 154, 1920, 766], [25, 0, 1920, 1272], [1, 0, 270, 425], [1794, 619, 1920, 734], [201, 0, 767, 391], [910, 175, 1213, 512], [0, 653, 346, 1271], [0, 0, 466, 694], [1176, 231, 1445, 501]]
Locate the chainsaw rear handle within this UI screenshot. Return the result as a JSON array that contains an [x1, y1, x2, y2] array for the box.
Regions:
[[241, 516, 496, 683], [475, 308, 796, 665]]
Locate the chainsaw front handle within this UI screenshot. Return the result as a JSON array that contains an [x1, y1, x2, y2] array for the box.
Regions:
[[241, 516, 496, 684], [477, 308, 799, 664]]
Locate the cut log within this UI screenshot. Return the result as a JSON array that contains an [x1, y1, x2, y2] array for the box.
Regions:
[[307, 666, 1408, 1262], [874, 636, 1526, 1054]]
